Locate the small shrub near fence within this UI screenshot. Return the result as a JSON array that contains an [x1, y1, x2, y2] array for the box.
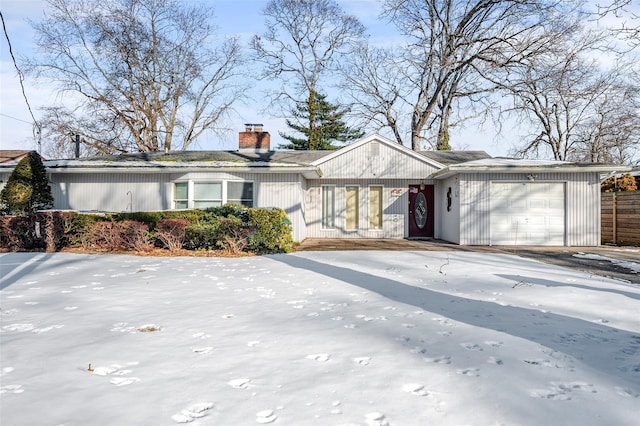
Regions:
[[0, 206, 293, 254]]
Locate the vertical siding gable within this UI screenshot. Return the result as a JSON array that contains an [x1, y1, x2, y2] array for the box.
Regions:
[[315, 141, 441, 179]]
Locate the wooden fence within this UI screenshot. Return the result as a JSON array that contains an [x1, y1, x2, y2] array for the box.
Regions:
[[601, 191, 640, 245]]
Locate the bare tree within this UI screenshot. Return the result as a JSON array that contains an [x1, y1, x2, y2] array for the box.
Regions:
[[596, 0, 640, 50], [252, 0, 365, 150], [343, 0, 566, 151], [502, 27, 640, 164], [27, 0, 247, 154]]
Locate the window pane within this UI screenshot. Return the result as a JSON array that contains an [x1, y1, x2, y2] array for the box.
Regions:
[[194, 182, 221, 200], [228, 182, 253, 200], [322, 186, 335, 229], [346, 186, 359, 230], [175, 201, 188, 209], [227, 182, 253, 206], [174, 182, 188, 199], [194, 200, 222, 209], [369, 186, 383, 229]]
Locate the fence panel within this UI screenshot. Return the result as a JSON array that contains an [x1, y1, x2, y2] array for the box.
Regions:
[[601, 191, 640, 245]]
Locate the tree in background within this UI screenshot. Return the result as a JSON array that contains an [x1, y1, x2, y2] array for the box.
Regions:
[[0, 152, 54, 215], [27, 0, 247, 155], [253, 0, 364, 150], [342, 0, 564, 151], [280, 92, 364, 150], [601, 173, 638, 192], [500, 24, 640, 164]]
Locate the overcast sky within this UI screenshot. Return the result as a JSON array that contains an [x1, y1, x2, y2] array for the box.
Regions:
[[1, 1, 532, 156]]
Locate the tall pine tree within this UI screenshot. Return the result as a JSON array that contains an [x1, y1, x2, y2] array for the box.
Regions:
[[280, 92, 364, 150]]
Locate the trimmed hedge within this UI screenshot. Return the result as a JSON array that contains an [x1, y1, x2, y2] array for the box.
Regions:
[[0, 206, 294, 254]]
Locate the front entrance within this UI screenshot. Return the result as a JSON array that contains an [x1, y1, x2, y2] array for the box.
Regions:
[[408, 184, 434, 238]]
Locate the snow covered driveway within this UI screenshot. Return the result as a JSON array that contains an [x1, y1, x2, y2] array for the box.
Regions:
[[1, 251, 639, 425]]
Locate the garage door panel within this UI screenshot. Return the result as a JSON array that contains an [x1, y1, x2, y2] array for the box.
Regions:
[[490, 182, 565, 246]]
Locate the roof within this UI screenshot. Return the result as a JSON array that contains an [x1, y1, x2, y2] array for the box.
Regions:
[[60, 150, 332, 165], [431, 157, 631, 179], [418, 150, 492, 165], [0, 150, 36, 164]]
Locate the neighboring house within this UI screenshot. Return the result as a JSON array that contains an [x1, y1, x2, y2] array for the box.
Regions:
[[0, 127, 629, 246]]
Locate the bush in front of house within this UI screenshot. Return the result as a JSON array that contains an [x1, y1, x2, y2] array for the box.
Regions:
[[0, 206, 293, 254], [81, 220, 152, 252], [247, 207, 294, 253], [0, 151, 54, 215], [155, 218, 191, 251]]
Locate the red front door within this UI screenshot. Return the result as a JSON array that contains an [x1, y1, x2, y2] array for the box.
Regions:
[[408, 184, 434, 238]]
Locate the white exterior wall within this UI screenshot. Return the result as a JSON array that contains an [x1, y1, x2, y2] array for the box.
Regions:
[[304, 179, 434, 238], [316, 140, 441, 179], [48, 171, 308, 242], [436, 176, 461, 244], [50, 172, 173, 212], [457, 172, 601, 246]]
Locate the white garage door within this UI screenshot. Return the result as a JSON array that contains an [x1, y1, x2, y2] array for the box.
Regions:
[[490, 182, 565, 246]]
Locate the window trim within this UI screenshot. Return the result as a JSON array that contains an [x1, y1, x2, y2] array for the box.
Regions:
[[173, 180, 254, 209]]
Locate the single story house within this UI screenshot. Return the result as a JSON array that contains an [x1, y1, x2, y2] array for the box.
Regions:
[[0, 127, 629, 246]]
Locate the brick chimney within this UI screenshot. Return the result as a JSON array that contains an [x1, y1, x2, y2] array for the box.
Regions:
[[239, 123, 270, 152]]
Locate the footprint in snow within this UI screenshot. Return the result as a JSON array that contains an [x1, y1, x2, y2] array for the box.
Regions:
[[228, 378, 251, 389], [171, 402, 214, 423], [110, 377, 140, 386], [192, 347, 213, 354], [365, 411, 389, 426], [403, 383, 428, 396], [424, 355, 451, 364], [484, 340, 503, 347], [487, 356, 504, 365], [457, 368, 480, 377], [353, 357, 371, 365], [306, 354, 331, 362], [460, 343, 483, 351], [256, 409, 278, 424]]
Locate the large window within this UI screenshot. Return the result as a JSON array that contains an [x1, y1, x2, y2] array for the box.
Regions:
[[369, 186, 383, 230], [322, 186, 335, 229], [174, 181, 253, 209], [345, 185, 359, 230]]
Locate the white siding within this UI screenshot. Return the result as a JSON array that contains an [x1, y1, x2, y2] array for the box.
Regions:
[[50, 173, 173, 212], [49, 171, 308, 242], [305, 179, 433, 238], [436, 176, 460, 244], [316, 141, 439, 179], [457, 172, 601, 246]]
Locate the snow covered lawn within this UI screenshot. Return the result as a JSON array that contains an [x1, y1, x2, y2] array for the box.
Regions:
[[1, 251, 639, 425]]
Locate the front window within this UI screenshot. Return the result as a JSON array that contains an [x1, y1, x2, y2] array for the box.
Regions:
[[194, 182, 222, 208], [173, 181, 253, 209], [228, 181, 254, 206], [174, 182, 188, 209], [322, 186, 335, 229], [369, 186, 383, 229], [346, 185, 359, 230]]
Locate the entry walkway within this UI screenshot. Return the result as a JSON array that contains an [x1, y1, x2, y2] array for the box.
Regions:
[[296, 238, 503, 252]]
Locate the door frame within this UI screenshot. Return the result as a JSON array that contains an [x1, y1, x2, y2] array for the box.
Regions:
[[408, 184, 434, 238]]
